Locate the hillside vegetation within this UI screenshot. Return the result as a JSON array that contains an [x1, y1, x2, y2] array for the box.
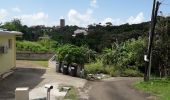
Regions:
[[0, 16, 170, 77]]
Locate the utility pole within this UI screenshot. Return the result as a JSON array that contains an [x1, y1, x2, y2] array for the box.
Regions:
[[144, 0, 161, 81]]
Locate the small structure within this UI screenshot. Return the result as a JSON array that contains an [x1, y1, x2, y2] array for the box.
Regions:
[[15, 87, 29, 100], [72, 29, 88, 37], [0, 29, 22, 78]]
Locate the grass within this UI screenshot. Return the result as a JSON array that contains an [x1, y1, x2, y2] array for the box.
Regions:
[[64, 87, 78, 100], [135, 79, 170, 100], [30, 60, 48, 67]]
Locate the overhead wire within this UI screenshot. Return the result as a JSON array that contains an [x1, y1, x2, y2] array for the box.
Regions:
[[157, 0, 170, 16]]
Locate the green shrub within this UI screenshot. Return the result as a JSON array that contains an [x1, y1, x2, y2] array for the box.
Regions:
[[104, 66, 118, 77], [56, 44, 87, 65], [38, 38, 59, 50], [122, 69, 143, 77], [16, 41, 50, 53], [101, 37, 146, 74], [85, 60, 104, 74]]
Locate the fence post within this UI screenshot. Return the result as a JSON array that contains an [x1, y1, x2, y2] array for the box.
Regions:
[[15, 87, 29, 100]]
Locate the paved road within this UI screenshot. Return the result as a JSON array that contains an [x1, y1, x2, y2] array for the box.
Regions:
[[88, 77, 154, 100]]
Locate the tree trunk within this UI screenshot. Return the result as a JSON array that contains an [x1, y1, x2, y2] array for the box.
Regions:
[[159, 61, 162, 78], [164, 64, 167, 78]]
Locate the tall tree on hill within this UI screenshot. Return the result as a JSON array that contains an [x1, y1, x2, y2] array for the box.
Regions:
[[2, 19, 22, 31], [153, 16, 170, 78]]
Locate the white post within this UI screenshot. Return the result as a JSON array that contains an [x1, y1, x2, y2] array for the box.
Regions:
[[45, 84, 53, 100], [15, 87, 29, 100]]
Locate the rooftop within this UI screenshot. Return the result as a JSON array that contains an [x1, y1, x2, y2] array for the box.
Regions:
[[0, 29, 22, 35], [74, 29, 88, 35]]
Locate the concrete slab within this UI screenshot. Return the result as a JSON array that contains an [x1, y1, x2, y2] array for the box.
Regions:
[[29, 83, 67, 100], [15, 87, 29, 100]]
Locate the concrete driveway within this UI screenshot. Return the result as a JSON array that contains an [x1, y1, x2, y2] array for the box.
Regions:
[[0, 60, 87, 100]]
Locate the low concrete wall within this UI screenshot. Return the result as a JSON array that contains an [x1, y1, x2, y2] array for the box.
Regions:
[[16, 52, 54, 60]]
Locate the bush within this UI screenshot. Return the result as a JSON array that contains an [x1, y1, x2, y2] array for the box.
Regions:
[[38, 38, 59, 51], [85, 60, 104, 74], [101, 37, 146, 73], [56, 44, 87, 64], [16, 41, 50, 53], [104, 66, 118, 77], [122, 69, 143, 77], [85, 37, 146, 77]]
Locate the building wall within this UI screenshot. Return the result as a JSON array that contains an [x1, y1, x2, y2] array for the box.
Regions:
[[0, 35, 16, 75]]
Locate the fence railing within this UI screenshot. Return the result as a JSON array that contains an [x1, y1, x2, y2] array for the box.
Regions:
[[48, 54, 57, 68]]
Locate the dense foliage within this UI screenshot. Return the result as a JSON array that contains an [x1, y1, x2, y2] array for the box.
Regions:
[[56, 44, 96, 66], [152, 16, 170, 77], [0, 19, 149, 52], [85, 37, 146, 76], [16, 38, 59, 53], [85, 16, 170, 77], [1, 16, 169, 77], [56, 44, 85, 64], [16, 41, 49, 53]]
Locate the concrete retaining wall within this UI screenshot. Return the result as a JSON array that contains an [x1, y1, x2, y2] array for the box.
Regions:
[[16, 52, 54, 60]]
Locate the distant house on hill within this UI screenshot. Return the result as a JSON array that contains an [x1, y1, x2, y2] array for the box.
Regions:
[[72, 29, 88, 37], [0, 29, 22, 78]]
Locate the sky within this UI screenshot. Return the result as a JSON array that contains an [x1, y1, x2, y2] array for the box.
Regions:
[[0, 0, 170, 27]]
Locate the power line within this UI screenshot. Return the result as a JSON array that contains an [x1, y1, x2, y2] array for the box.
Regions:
[[159, 0, 170, 6], [159, 0, 165, 3], [161, 3, 170, 6]]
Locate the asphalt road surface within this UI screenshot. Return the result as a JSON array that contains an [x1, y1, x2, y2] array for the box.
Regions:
[[88, 77, 154, 100]]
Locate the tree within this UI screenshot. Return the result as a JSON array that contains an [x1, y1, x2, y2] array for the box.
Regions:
[[153, 16, 170, 77], [56, 44, 87, 68], [106, 22, 113, 26], [2, 19, 22, 31]]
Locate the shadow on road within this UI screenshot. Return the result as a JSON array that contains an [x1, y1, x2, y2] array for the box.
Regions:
[[0, 68, 46, 99]]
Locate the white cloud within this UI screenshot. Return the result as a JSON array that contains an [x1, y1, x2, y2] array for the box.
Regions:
[[90, 0, 98, 8], [127, 12, 144, 24], [67, 0, 98, 27], [102, 18, 123, 26], [12, 7, 21, 13], [68, 11, 145, 27], [14, 12, 49, 26], [101, 12, 145, 26], [68, 9, 94, 27], [0, 9, 8, 20]]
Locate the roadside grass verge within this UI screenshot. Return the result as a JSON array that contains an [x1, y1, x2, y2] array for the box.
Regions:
[[134, 79, 170, 100], [30, 60, 48, 67], [64, 87, 78, 100]]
